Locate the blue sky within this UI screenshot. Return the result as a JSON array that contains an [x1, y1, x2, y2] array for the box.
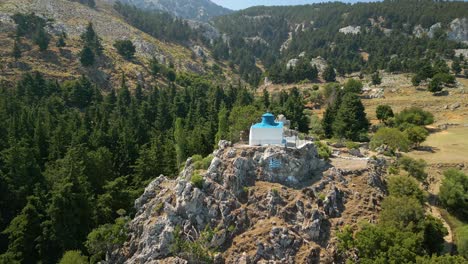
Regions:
[[212, 0, 377, 10]]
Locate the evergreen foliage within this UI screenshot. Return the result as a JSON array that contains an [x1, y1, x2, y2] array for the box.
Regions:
[[56, 32, 67, 48], [439, 169, 468, 220], [81, 23, 103, 56], [113, 40, 136, 60], [80, 46, 95, 67], [370, 127, 409, 152], [371, 71, 382, 86], [12, 40, 21, 60], [0, 72, 259, 263], [376, 105, 394, 124], [213, 0, 467, 85], [322, 66, 336, 82], [332, 92, 369, 141]]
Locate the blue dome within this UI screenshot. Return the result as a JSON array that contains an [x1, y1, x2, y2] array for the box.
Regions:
[[251, 113, 283, 128]]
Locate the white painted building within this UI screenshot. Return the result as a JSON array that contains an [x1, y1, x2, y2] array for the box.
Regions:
[[249, 113, 284, 146]]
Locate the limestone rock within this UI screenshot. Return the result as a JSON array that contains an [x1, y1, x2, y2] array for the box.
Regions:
[[339, 26, 361, 35], [448, 18, 468, 43], [111, 140, 387, 263]]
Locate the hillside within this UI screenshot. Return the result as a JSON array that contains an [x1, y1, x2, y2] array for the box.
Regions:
[[0, 0, 222, 89], [212, 0, 468, 85], [115, 0, 231, 21], [0, 1, 467, 264]]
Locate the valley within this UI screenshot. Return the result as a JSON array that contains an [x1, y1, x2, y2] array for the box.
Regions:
[[0, 0, 467, 263]]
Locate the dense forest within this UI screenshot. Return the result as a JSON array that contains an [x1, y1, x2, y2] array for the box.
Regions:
[[113, 2, 206, 45], [213, 0, 468, 85], [0, 70, 309, 263]]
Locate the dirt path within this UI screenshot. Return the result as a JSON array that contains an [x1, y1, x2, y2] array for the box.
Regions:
[[427, 193, 454, 254]]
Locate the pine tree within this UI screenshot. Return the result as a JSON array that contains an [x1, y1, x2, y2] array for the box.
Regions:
[[2, 196, 43, 263], [81, 23, 103, 56], [262, 89, 270, 110], [12, 40, 21, 60], [87, 0, 96, 8], [371, 71, 382, 86], [323, 66, 336, 82], [174, 118, 187, 166], [80, 46, 95, 67], [44, 147, 94, 261], [56, 32, 66, 47], [332, 92, 369, 141], [33, 27, 50, 51], [117, 73, 131, 109], [452, 60, 461, 75], [215, 104, 229, 143], [284, 87, 308, 133]]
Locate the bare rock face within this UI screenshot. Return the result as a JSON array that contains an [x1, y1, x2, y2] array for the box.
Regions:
[[339, 26, 361, 35], [111, 142, 387, 263], [448, 18, 468, 43]]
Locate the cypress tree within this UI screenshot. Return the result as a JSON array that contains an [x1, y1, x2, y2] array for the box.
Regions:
[[80, 46, 95, 67], [323, 66, 336, 82], [332, 92, 369, 141], [56, 32, 66, 47], [12, 40, 21, 60], [371, 71, 382, 86], [174, 118, 187, 166], [215, 104, 229, 143], [2, 196, 43, 263], [33, 27, 50, 51], [81, 23, 103, 56]]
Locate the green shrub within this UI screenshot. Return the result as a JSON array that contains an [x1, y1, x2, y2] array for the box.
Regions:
[[387, 175, 425, 204], [439, 169, 468, 220], [404, 125, 429, 148], [416, 254, 468, 264], [370, 127, 410, 153], [58, 250, 88, 264], [315, 141, 331, 160], [457, 225, 468, 258], [192, 154, 213, 170], [380, 196, 425, 231], [398, 156, 428, 182], [395, 107, 434, 127], [170, 225, 215, 263], [337, 225, 354, 252], [345, 141, 359, 150], [387, 165, 400, 175], [191, 173, 204, 189], [86, 217, 129, 263], [228, 225, 235, 232], [113, 39, 136, 59]]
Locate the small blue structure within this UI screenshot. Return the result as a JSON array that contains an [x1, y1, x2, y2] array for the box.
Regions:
[[249, 113, 284, 146], [269, 158, 282, 169]]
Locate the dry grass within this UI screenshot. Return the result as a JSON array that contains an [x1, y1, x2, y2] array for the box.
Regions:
[[408, 127, 468, 164]]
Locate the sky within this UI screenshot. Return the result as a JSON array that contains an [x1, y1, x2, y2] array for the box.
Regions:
[[211, 0, 376, 10]]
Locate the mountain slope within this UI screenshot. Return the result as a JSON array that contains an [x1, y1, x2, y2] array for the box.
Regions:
[[211, 0, 468, 85], [0, 0, 215, 88], [116, 0, 231, 21]]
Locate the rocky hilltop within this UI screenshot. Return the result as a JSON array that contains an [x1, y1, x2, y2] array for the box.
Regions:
[[110, 141, 388, 263]]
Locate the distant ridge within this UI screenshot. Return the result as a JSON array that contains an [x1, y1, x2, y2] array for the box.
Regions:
[[116, 0, 232, 21]]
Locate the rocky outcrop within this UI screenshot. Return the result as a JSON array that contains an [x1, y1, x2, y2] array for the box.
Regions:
[[286, 58, 299, 69], [310, 56, 328, 73], [118, 0, 232, 22], [413, 18, 468, 43], [448, 18, 468, 43], [339, 26, 361, 35], [111, 142, 388, 263]]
